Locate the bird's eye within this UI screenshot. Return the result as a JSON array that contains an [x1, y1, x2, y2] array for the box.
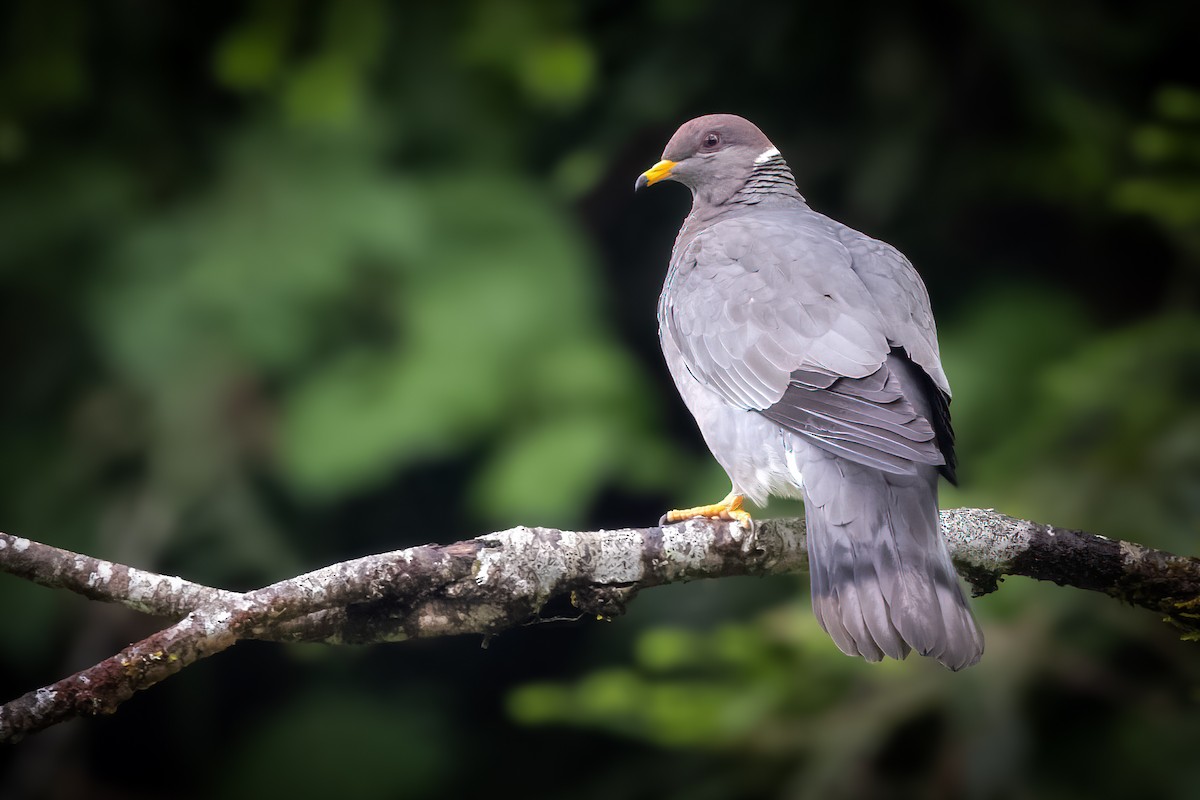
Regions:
[[703, 132, 720, 149]]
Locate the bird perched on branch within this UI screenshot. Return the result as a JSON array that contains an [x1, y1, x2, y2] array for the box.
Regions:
[[636, 114, 983, 670]]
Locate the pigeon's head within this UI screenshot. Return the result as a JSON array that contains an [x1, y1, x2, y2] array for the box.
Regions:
[[635, 114, 781, 205]]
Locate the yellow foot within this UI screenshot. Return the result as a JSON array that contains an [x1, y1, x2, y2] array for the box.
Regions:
[[662, 491, 752, 530]]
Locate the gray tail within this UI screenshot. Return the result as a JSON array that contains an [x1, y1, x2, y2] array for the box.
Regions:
[[804, 468, 983, 671]]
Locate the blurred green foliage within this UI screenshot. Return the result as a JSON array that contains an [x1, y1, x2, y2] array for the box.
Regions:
[[212, 684, 453, 800], [0, 1, 1198, 799], [1115, 86, 1200, 239]]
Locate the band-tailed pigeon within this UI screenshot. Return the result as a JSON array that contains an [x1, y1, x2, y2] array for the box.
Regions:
[[637, 114, 983, 670]]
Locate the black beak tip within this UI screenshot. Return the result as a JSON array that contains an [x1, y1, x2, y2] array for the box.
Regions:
[[634, 174, 649, 192]]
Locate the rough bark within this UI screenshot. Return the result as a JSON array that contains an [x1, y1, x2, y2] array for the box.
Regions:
[[1, 509, 1196, 743]]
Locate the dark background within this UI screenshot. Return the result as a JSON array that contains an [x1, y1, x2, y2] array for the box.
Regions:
[[2, 1, 1199, 798]]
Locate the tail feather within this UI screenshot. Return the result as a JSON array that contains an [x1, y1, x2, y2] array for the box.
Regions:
[[850, 532, 909, 660], [818, 533, 870, 658], [834, 581, 884, 662], [806, 525, 867, 658], [803, 457, 983, 671]]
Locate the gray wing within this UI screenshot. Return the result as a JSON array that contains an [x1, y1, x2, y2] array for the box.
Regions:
[[833, 225, 951, 395], [834, 225, 956, 480], [660, 213, 948, 476]]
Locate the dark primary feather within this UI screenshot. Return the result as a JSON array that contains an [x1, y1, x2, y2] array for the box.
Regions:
[[762, 350, 947, 477], [915, 369, 957, 484]]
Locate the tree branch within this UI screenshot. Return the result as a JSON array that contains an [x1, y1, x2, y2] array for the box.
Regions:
[[1, 508, 1196, 743]]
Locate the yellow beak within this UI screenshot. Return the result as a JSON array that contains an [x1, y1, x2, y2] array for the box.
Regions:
[[635, 159, 677, 191]]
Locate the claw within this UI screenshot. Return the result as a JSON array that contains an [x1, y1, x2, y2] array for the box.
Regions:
[[662, 491, 752, 530]]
